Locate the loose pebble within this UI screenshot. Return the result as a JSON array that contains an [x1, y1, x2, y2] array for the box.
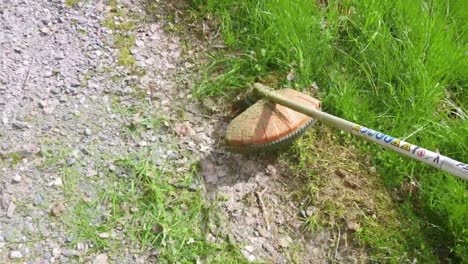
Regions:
[[9, 250, 23, 259], [12, 174, 22, 183]]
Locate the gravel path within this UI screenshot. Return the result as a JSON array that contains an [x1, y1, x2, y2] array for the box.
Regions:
[[0, 0, 344, 263]]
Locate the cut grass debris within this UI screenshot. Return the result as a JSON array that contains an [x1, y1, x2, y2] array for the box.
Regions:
[[190, 0, 467, 261], [283, 126, 437, 262], [102, 4, 137, 67], [65, 151, 244, 262]]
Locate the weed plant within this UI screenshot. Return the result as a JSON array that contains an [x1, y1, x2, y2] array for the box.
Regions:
[[191, 0, 467, 261], [67, 152, 244, 262]]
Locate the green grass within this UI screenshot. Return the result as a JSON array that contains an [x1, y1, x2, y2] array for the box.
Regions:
[[66, 151, 244, 262], [190, 0, 467, 261], [65, 0, 81, 7]]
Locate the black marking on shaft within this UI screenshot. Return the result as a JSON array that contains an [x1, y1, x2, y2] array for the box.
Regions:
[[412, 146, 420, 154]]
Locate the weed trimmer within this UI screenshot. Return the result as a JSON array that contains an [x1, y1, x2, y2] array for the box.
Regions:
[[225, 83, 468, 181]]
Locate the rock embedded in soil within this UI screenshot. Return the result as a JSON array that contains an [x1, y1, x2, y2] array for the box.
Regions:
[[50, 202, 66, 216], [33, 194, 45, 206], [9, 250, 23, 259], [48, 177, 63, 187], [12, 121, 29, 130], [93, 254, 109, 264], [12, 174, 22, 183], [61, 249, 78, 257], [98, 232, 110, 238], [7, 202, 16, 218], [66, 157, 76, 166]]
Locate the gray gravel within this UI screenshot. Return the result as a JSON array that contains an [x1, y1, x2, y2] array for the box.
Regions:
[[0, 0, 154, 262]]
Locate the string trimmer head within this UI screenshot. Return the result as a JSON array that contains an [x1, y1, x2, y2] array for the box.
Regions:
[[224, 83, 468, 180], [226, 88, 321, 151]]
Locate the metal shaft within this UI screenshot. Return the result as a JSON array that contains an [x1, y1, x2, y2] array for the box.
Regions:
[[254, 83, 468, 181]]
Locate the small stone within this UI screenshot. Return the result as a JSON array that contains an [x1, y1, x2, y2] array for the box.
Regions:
[[84, 128, 91, 136], [44, 71, 54, 77], [265, 164, 277, 176], [346, 220, 360, 231], [86, 169, 97, 177], [9, 250, 22, 259], [66, 157, 76, 166], [241, 250, 256, 262], [66, 235, 75, 243], [33, 194, 45, 206], [108, 164, 117, 172], [262, 243, 275, 253], [279, 236, 292, 248], [38, 101, 47, 108], [136, 61, 146, 68], [43, 106, 55, 115], [76, 242, 85, 250], [40, 26, 51, 35], [200, 160, 217, 184], [12, 174, 22, 183], [63, 113, 72, 120], [17, 143, 39, 156], [166, 150, 178, 160], [202, 97, 217, 112], [370, 167, 377, 174], [93, 254, 108, 264], [48, 177, 63, 187], [51, 87, 61, 94], [174, 122, 195, 137], [50, 202, 66, 216], [6, 202, 16, 218], [70, 80, 80, 87], [206, 233, 216, 244], [42, 229, 50, 237], [245, 245, 254, 252], [98, 233, 110, 238], [12, 121, 29, 130], [3, 230, 16, 242], [256, 227, 271, 238], [52, 248, 61, 257], [135, 39, 144, 47], [305, 206, 317, 217], [81, 147, 90, 155], [1, 143, 9, 150], [61, 249, 78, 257]]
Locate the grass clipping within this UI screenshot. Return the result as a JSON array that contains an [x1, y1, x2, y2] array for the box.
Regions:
[[282, 125, 436, 262]]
